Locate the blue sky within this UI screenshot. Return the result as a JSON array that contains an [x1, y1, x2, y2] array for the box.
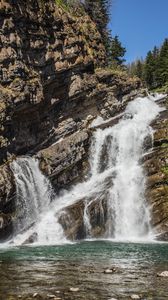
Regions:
[[109, 0, 168, 63]]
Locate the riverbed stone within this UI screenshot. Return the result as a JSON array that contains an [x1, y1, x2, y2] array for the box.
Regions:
[[157, 271, 168, 277], [69, 287, 80, 292], [104, 268, 116, 274], [130, 295, 141, 300]]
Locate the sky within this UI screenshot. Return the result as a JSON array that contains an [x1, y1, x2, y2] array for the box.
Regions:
[[109, 0, 168, 63]]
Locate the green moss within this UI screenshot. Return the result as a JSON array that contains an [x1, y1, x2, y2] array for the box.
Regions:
[[152, 83, 168, 93], [55, 0, 85, 16], [161, 166, 168, 175], [55, 0, 69, 11], [161, 143, 168, 148]]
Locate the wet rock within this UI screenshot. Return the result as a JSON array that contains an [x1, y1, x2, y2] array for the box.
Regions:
[[47, 295, 58, 299], [157, 271, 168, 277], [156, 232, 168, 241], [69, 287, 80, 292], [33, 293, 39, 298], [104, 269, 113, 274], [130, 295, 141, 300], [145, 96, 168, 240], [23, 232, 38, 245], [104, 268, 116, 274], [59, 195, 109, 240]]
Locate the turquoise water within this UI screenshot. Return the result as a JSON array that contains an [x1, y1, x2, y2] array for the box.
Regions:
[[0, 241, 168, 299]]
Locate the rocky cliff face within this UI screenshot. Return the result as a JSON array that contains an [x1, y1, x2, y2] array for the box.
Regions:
[[145, 97, 168, 240], [1, 0, 160, 241]]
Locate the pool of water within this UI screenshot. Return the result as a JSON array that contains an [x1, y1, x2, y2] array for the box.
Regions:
[[0, 240, 168, 299]]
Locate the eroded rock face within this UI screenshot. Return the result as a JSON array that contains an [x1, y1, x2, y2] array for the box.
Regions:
[[59, 196, 108, 241], [145, 97, 168, 239], [0, 163, 15, 240]]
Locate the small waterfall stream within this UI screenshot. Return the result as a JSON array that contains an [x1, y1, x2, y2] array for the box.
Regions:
[[10, 94, 164, 245], [11, 157, 52, 233]]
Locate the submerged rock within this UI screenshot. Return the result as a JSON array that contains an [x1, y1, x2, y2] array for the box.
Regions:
[[104, 268, 116, 274], [47, 295, 59, 299], [69, 287, 80, 292], [130, 295, 141, 300], [23, 232, 38, 245], [157, 271, 168, 277]]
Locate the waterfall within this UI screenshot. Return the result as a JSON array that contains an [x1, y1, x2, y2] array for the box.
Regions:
[[90, 97, 161, 240], [10, 157, 66, 245], [11, 157, 52, 233], [10, 94, 164, 245], [82, 94, 163, 240]]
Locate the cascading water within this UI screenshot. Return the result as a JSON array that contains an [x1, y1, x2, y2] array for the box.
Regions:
[[11, 157, 52, 233], [90, 98, 159, 240], [10, 94, 164, 245], [10, 157, 66, 245]]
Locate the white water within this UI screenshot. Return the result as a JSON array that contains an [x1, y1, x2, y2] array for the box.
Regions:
[[11, 157, 52, 232], [9, 94, 164, 245]]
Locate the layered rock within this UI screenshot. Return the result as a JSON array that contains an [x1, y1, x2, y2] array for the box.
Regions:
[[145, 97, 168, 239]]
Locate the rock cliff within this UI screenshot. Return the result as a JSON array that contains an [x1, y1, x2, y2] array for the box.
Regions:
[[145, 97, 168, 240], [1, 0, 167, 242]]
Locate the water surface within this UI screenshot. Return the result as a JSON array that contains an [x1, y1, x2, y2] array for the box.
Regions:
[[0, 241, 168, 299]]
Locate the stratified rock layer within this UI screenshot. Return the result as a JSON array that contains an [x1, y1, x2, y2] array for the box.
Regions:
[[145, 97, 168, 239]]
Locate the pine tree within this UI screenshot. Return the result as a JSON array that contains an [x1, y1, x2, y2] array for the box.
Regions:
[[151, 46, 160, 87], [128, 38, 168, 89], [85, 0, 112, 59], [108, 35, 126, 67], [143, 51, 156, 88], [157, 38, 168, 86], [135, 59, 144, 79]]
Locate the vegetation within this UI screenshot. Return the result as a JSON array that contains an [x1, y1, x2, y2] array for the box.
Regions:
[[85, 1, 126, 67], [128, 38, 168, 91], [84, 0, 111, 47], [55, 0, 82, 14], [161, 166, 168, 176], [107, 35, 126, 68], [55, 0, 126, 69]]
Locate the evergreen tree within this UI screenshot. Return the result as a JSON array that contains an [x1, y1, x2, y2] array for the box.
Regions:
[[151, 46, 160, 87], [157, 38, 168, 86], [85, 0, 112, 58], [128, 38, 168, 90], [127, 59, 145, 80], [108, 35, 126, 67], [135, 59, 144, 79], [143, 51, 156, 88]]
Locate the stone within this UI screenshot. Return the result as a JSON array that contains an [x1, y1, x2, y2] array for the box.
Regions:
[[104, 267, 116, 274], [104, 269, 113, 274], [47, 295, 58, 299], [157, 271, 168, 277], [33, 293, 39, 298], [130, 295, 141, 300], [69, 287, 80, 292], [23, 232, 38, 245]]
